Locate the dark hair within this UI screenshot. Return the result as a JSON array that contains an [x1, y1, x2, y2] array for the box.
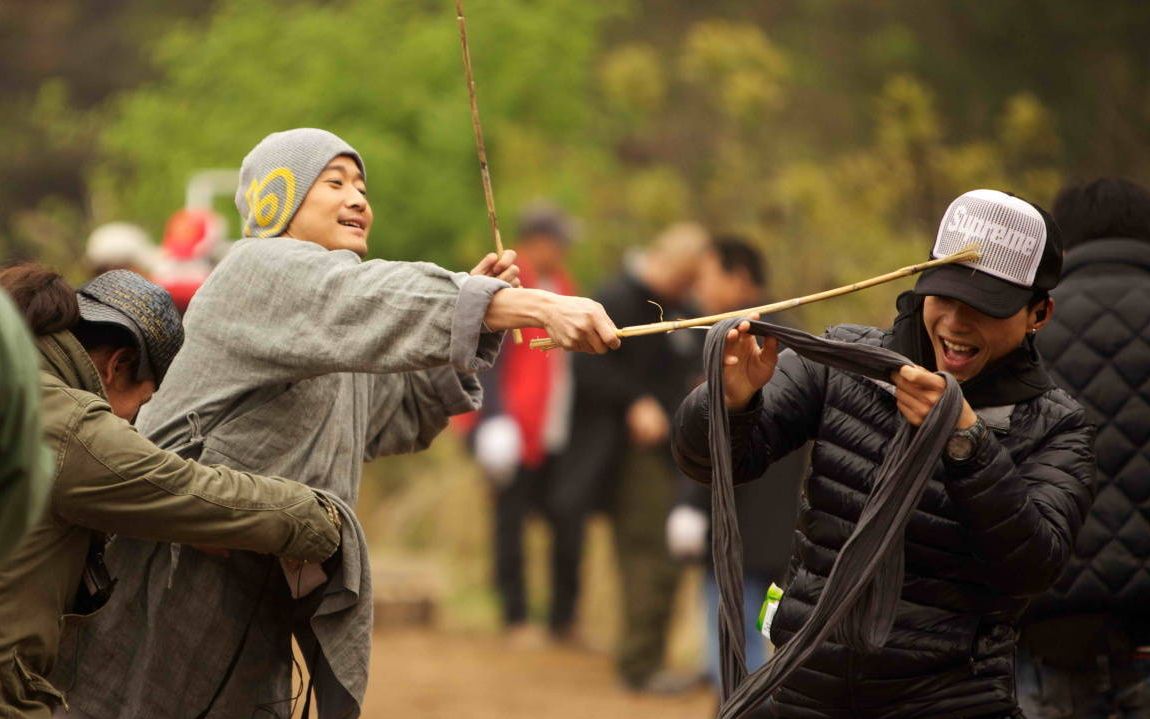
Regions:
[[712, 234, 767, 288], [1052, 177, 1150, 250], [0, 262, 140, 367], [0, 263, 79, 335]]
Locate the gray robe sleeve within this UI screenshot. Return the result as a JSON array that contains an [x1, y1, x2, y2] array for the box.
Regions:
[[195, 238, 508, 382], [362, 366, 486, 460]]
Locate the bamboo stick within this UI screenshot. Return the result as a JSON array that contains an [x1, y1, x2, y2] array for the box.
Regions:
[[455, 0, 522, 344], [529, 247, 981, 351]]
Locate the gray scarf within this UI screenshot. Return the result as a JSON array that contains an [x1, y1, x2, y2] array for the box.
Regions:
[[705, 318, 964, 718]]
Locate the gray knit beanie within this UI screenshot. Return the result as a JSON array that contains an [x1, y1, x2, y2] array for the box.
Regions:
[[235, 128, 365, 238]]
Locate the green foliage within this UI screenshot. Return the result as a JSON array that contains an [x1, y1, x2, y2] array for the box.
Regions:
[[0, 80, 100, 265], [680, 20, 788, 124], [600, 44, 666, 121], [93, 0, 623, 268], [6, 0, 1150, 323]]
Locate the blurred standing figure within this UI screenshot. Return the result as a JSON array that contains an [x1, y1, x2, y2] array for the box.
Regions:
[[665, 237, 804, 693], [84, 222, 158, 278], [472, 202, 582, 644], [1019, 177, 1150, 718], [0, 288, 53, 563], [560, 222, 710, 691]]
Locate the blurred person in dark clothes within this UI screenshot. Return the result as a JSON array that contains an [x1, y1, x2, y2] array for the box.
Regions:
[[559, 222, 710, 691], [468, 202, 583, 646], [664, 237, 804, 689], [1019, 177, 1150, 718]]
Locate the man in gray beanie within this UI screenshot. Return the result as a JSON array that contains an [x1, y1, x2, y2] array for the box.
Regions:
[[55, 128, 618, 718]]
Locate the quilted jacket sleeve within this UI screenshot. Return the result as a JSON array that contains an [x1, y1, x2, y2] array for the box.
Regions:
[[943, 400, 1096, 596], [673, 347, 826, 485]]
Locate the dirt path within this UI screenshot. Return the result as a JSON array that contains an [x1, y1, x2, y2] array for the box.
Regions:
[[361, 628, 716, 719]]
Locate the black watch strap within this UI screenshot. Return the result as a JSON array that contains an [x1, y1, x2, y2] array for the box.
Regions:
[[945, 416, 988, 463]]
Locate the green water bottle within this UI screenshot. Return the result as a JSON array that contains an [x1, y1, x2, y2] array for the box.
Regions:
[[757, 583, 784, 638]]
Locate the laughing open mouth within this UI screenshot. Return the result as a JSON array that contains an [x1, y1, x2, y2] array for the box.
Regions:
[[941, 337, 979, 362], [338, 219, 365, 230]]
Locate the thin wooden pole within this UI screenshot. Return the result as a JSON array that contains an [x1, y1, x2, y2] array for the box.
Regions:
[[456, 0, 522, 344], [529, 247, 981, 351]]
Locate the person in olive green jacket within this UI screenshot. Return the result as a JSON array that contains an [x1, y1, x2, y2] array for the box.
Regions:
[[0, 287, 53, 564], [0, 264, 342, 719]]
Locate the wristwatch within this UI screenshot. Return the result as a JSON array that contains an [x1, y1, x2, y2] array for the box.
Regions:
[[945, 416, 988, 463], [315, 493, 343, 532]]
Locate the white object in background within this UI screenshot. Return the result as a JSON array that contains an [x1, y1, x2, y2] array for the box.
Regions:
[[474, 415, 522, 489], [666, 504, 709, 559], [86, 222, 159, 273]]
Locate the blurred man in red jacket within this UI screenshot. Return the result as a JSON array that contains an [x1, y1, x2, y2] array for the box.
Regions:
[[467, 202, 582, 646]]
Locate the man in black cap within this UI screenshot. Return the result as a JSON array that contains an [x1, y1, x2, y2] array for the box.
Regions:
[[673, 189, 1095, 717]]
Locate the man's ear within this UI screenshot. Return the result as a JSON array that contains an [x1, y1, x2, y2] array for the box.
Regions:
[[1031, 297, 1054, 331], [102, 347, 138, 391], [94, 350, 117, 390]]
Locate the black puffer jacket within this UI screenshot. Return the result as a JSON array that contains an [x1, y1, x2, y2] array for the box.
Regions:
[[674, 323, 1095, 718], [1028, 239, 1150, 625]]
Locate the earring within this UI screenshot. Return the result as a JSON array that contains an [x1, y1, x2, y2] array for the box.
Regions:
[[1029, 328, 1038, 335]]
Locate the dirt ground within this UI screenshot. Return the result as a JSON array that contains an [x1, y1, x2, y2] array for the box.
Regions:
[[360, 628, 716, 719], [351, 448, 720, 718]]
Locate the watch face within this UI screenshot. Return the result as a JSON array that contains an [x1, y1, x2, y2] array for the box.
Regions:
[[947, 435, 975, 461]]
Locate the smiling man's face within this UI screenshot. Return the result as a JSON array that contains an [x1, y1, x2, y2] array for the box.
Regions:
[[921, 295, 1050, 380], [285, 155, 373, 256]]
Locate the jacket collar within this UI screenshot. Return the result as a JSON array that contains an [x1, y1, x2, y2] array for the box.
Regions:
[[37, 331, 107, 399], [888, 291, 1052, 408], [1062, 238, 1150, 276]]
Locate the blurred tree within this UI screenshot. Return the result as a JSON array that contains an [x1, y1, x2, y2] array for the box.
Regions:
[[88, 0, 623, 270], [0, 0, 213, 263], [4, 0, 1150, 315]]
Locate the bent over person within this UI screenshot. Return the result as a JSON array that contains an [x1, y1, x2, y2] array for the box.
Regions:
[[56, 128, 619, 718], [0, 265, 341, 719], [673, 190, 1096, 717]]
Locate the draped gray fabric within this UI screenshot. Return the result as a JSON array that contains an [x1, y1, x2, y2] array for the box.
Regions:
[[705, 318, 964, 718]]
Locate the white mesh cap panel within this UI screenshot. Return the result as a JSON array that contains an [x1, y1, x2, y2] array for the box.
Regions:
[[933, 189, 1046, 287]]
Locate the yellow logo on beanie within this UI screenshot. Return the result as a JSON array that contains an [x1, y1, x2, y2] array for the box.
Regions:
[[244, 167, 297, 238]]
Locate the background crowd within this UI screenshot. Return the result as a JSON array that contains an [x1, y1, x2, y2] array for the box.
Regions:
[[2, 2, 1150, 718]]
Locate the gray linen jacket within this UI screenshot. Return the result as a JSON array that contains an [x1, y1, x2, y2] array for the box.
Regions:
[[52, 238, 507, 718]]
